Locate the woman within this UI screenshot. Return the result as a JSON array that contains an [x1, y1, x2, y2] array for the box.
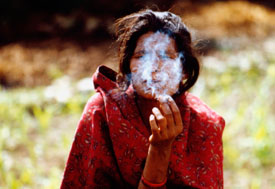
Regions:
[[61, 10, 225, 189]]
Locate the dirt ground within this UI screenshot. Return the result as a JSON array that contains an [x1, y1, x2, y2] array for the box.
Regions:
[[0, 1, 275, 87]]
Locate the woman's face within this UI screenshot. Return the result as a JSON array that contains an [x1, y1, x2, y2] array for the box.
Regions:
[[130, 31, 183, 99]]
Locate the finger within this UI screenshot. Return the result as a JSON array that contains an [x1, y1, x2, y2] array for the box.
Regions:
[[159, 99, 174, 128], [168, 97, 183, 127], [149, 114, 159, 137], [152, 107, 167, 133]]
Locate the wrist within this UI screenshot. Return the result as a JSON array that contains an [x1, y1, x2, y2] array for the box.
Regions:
[[150, 141, 173, 152], [141, 175, 167, 188], [148, 144, 172, 163]]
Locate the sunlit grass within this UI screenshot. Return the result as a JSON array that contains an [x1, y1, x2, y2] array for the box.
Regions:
[[191, 42, 275, 188], [0, 82, 94, 188], [1, 38, 275, 188]]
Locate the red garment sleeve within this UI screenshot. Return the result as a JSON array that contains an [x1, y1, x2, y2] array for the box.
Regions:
[[60, 93, 122, 188], [188, 111, 225, 188]]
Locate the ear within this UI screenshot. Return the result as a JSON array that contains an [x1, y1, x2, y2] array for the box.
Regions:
[[180, 72, 188, 89], [181, 72, 188, 80]]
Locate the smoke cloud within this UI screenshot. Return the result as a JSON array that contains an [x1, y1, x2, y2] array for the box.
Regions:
[[131, 31, 184, 100]]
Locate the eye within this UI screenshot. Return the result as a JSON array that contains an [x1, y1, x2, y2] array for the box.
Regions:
[[159, 54, 170, 60], [158, 51, 177, 60], [133, 52, 150, 60], [133, 50, 147, 60], [136, 55, 145, 60], [131, 67, 138, 72], [133, 53, 145, 60], [164, 51, 178, 60]]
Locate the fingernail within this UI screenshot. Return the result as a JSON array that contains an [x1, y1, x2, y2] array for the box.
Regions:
[[165, 96, 170, 103], [152, 107, 158, 112], [157, 96, 162, 103], [155, 95, 160, 101], [159, 95, 167, 103]]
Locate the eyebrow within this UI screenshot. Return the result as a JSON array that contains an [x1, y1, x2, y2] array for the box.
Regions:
[[165, 51, 178, 57], [133, 50, 178, 58], [164, 48, 178, 54], [133, 50, 146, 55]]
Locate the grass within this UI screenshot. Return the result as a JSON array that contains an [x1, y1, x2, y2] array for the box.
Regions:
[[0, 83, 94, 188], [191, 40, 275, 188], [0, 37, 275, 189]]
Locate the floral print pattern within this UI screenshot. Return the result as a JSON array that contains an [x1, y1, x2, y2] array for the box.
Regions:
[[61, 66, 225, 189]]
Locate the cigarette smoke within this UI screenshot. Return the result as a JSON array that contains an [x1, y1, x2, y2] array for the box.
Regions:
[[131, 31, 184, 100]]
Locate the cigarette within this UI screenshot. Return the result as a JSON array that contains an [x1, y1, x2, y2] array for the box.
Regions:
[[156, 95, 170, 103]]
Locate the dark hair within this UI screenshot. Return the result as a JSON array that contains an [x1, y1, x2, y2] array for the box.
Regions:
[[114, 9, 200, 94]]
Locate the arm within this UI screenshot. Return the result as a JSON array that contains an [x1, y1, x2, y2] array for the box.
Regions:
[[138, 96, 184, 189], [61, 94, 121, 188]]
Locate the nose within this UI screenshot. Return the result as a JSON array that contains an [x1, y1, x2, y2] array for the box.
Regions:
[[152, 68, 158, 73], [152, 71, 157, 80], [151, 65, 161, 81], [151, 52, 163, 79], [151, 60, 163, 73]]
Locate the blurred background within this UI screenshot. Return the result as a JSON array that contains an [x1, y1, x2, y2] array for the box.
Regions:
[[0, 0, 274, 188]]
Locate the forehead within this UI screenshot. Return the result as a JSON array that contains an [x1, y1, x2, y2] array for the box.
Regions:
[[135, 31, 177, 51]]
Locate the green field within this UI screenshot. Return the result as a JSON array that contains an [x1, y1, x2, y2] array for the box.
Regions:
[[1, 36, 275, 188]]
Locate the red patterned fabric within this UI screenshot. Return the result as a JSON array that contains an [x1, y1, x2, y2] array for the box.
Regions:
[[61, 65, 225, 189]]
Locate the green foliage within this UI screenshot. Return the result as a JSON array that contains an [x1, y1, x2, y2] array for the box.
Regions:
[[1, 40, 275, 188], [47, 65, 64, 81], [0, 85, 94, 188], [191, 46, 275, 188]]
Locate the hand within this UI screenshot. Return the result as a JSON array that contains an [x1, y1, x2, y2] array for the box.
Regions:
[[149, 96, 183, 149]]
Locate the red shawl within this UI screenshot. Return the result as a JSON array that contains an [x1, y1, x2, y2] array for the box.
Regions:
[[61, 66, 225, 189]]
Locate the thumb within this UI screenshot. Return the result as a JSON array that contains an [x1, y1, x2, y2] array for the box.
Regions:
[[149, 134, 154, 143]]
